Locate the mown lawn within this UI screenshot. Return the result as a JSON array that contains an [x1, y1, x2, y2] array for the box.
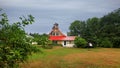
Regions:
[[21, 46, 120, 68]]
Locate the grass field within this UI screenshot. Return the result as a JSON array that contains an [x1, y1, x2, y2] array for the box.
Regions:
[[21, 46, 120, 68]]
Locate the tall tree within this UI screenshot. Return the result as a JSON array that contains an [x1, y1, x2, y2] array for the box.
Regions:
[[85, 17, 100, 45], [69, 20, 86, 36], [0, 9, 39, 68]]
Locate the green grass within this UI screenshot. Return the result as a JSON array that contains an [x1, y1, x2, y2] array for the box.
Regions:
[[28, 47, 100, 61], [21, 46, 120, 68]]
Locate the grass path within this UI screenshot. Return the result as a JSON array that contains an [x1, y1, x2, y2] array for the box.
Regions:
[[21, 46, 120, 68]]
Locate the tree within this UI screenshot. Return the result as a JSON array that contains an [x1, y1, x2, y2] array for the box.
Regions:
[[100, 8, 120, 47], [29, 33, 41, 44], [68, 18, 100, 46], [0, 9, 39, 68], [100, 38, 113, 48], [69, 20, 86, 36], [85, 17, 100, 46]]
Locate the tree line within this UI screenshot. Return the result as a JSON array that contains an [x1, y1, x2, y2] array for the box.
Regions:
[[68, 8, 120, 48]]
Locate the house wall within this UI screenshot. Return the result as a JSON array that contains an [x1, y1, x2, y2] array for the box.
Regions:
[[62, 40, 75, 47], [52, 40, 75, 47], [57, 41, 62, 44]]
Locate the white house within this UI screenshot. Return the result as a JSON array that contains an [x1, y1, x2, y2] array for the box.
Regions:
[[49, 23, 76, 47]]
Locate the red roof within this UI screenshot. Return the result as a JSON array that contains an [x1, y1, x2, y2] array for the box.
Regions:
[[49, 36, 76, 41]]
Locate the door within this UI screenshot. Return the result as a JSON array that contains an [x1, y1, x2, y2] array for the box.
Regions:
[[64, 41, 66, 45]]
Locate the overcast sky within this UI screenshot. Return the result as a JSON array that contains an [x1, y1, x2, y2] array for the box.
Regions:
[[0, 0, 120, 34]]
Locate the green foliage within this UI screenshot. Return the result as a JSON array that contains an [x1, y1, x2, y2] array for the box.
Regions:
[[69, 8, 120, 48], [29, 33, 41, 43], [30, 45, 41, 53], [111, 37, 120, 48], [39, 34, 51, 46], [0, 9, 39, 68], [69, 20, 86, 36], [30, 33, 52, 49], [100, 8, 120, 48], [100, 38, 113, 48], [74, 37, 87, 48], [42, 44, 53, 49]]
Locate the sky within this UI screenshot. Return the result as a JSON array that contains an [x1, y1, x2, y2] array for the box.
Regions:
[[0, 0, 120, 34]]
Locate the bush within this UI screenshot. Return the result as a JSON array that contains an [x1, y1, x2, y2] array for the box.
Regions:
[[100, 38, 113, 48], [74, 37, 87, 48]]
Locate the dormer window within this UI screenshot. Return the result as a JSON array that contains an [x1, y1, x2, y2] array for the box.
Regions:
[[52, 32, 55, 36], [51, 32, 59, 36], [56, 32, 59, 36]]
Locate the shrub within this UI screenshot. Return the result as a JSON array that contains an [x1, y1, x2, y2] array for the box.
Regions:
[[74, 37, 87, 48]]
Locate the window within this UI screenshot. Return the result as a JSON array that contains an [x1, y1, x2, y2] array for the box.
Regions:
[[56, 32, 59, 36], [52, 32, 55, 36], [53, 41, 57, 44], [69, 41, 72, 44]]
